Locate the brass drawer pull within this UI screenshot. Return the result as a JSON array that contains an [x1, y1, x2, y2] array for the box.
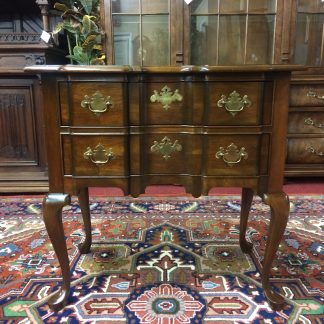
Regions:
[[83, 144, 115, 165], [215, 143, 248, 166], [304, 117, 324, 129], [306, 91, 324, 101], [150, 85, 183, 110], [217, 91, 251, 116], [150, 136, 182, 160], [306, 145, 324, 157], [81, 91, 113, 114]]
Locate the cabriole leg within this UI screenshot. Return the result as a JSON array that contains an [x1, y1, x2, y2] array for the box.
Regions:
[[262, 192, 289, 310], [77, 187, 92, 254], [43, 193, 71, 311], [240, 187, 254, 253]]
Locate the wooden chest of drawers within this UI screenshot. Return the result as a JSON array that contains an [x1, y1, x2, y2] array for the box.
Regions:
[[286, 74, 324, 176], [26, 64, 300, 312]]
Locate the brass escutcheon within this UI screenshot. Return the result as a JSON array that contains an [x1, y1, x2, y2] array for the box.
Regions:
[[217, 91, 251, 116], [304, 117, 324, 128], [83, 143, 115, 165], [81, 91, 113, 114], [150, 85, 183, 110], [306, 145, 324, 157], [150, 136, 182, 160], [215, 143, 248, 166]]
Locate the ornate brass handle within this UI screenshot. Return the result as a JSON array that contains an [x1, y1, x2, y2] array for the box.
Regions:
[[306, 145, 324, 157], [81, 91, 113, 114], [150, 85, 183, 110], [306, 91, 324, 101], [83, 144, 115, 165], [215, 143, 248, 166], [150, 136, 182, 160], [217, 91, 251, 116], [304, 117, 324, 128]]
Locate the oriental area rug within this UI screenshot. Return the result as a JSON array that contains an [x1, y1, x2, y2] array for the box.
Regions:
[[0, 195, 323, 323]]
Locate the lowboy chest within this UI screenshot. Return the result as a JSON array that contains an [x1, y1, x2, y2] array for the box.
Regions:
[[26, 64, 302, 311]]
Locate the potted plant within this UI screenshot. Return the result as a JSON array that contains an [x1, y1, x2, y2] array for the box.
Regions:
[[53, 0, 105, 65]]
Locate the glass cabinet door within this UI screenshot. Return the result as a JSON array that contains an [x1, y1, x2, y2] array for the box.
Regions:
[[189, 0, 277, 65], [294, 0, 324, 66], [103, 0, 183, 66]]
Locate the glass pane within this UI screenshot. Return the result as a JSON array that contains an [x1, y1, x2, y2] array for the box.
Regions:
[[142, 15, 169, 65], [191, 15, 218, 64], [294, 13, 324, 66], [191, 0, 218, 14], [219, 0, 247, 13], [218, 15, 246, 64], [142, 0, 169, 14], [112, 0, 139, 13], [113, 15, 140, 65], [297, 0, 324, 13], [246, 15, 274, 63], [248, 0, 276, 13]]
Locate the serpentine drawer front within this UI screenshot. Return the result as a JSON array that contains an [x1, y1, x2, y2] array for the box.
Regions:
[[25, 64, 302, 312]]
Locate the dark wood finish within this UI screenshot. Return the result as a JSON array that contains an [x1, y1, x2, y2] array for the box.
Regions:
[[26, 64, 301, 311], [286, 72, 324, 176], [0, 0, 63, 192]]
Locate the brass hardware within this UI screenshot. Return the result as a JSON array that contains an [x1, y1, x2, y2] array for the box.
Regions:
[[306, 145, 324, 157], [150, 136, 182, 160], [304, 117, 324, 128], [215, 143, 248, 166], [83, 144, 115, 165], [81, 91, 112, 114], [217, 91, 251, 116], [150, 86, 183, 110], [306, 91, 324, 101]]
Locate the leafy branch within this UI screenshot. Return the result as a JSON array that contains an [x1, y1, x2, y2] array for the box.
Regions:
[[53, 0, 105, 65]]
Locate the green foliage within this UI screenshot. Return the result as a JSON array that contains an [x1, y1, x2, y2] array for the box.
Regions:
[[53, 0, 105, 65]]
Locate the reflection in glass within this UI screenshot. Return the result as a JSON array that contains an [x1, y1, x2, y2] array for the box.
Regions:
[[190, 6, 275, 65], [113, 14, 169, 66], [113, 15, 139, 65], [142, 0, 169, 14], [142, 15, 169, 65], [219, 0, 247, 13], [246, 15, 274, 64], [191, 0, 218, 14], [112, 0, 139, 13], [294, 13, 324, 66], [249, 0, 276, 13]]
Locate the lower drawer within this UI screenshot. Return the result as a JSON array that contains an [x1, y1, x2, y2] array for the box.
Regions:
[[204, 135, 266, 176], [63, 135, 127, 176], [286, 138, 324, 164]]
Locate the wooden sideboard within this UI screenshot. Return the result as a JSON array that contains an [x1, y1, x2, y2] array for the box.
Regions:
[[26, 64, 302, 311]]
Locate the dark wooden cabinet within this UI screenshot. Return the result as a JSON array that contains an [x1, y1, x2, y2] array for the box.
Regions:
[[0, 0, 64, 192]]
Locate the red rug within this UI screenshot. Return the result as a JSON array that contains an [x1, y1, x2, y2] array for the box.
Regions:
[[0, 194, 323, 322]]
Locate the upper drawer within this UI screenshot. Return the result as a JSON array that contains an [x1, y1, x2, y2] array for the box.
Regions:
[[206, 82, 264, 126], [60, 82, 126, 126], [290, 84, 324, 107], [288, 112, 324, 134], [134, 82, 204, 125]]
